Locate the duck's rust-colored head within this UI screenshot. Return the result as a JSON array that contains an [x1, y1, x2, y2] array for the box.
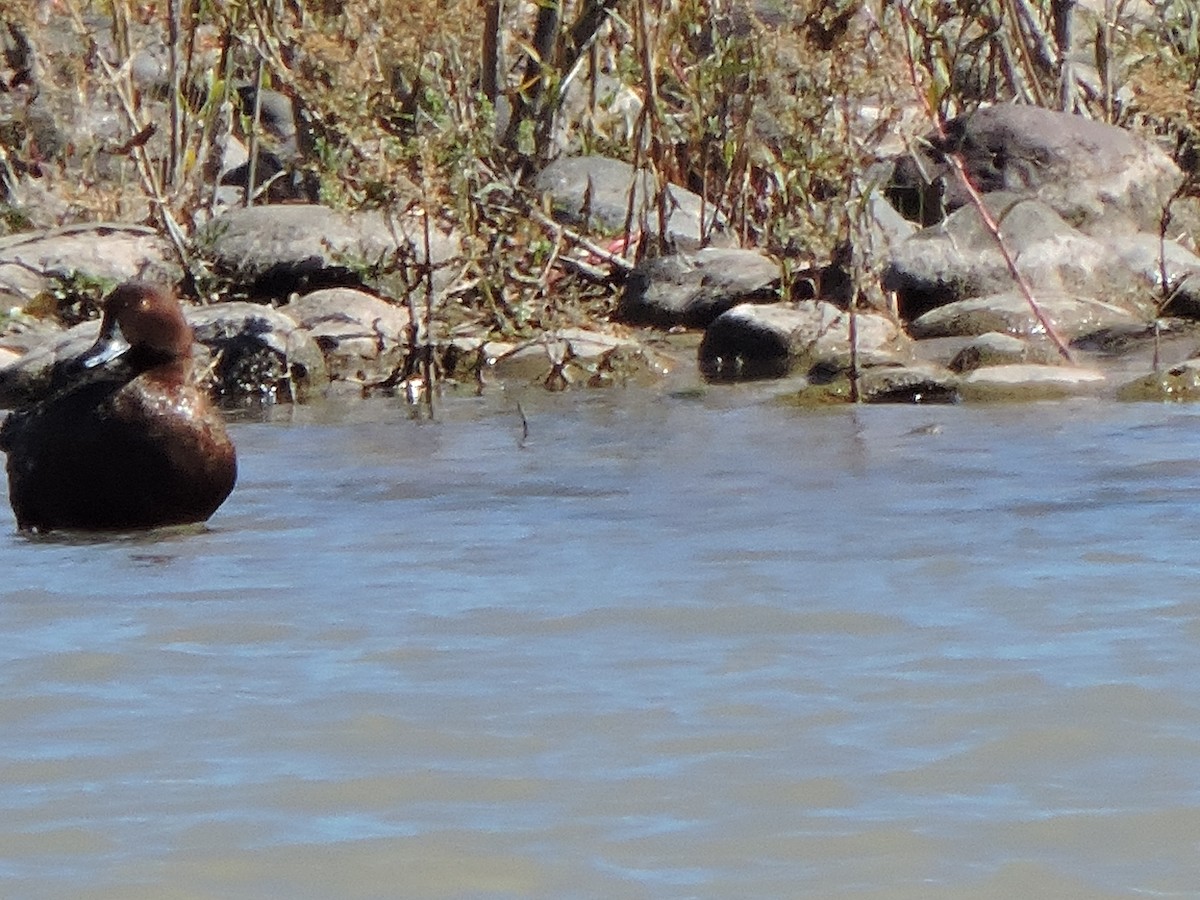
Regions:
[[78, 281, 196, 371]]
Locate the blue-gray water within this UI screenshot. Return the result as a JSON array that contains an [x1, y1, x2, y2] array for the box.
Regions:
[[2, 388, 1200, 898]]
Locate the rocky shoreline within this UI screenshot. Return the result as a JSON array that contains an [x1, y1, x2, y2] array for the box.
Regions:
[[2, 3, 1200, 410]]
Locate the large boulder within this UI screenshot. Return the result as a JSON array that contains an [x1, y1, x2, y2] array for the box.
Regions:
[[883, 194, 1142, 320], [888, 104, 1182, 233], [193, 204, 461, 295]]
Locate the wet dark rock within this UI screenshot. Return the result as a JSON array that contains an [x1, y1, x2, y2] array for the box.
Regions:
[[281, 287, 411, 388], [616, 248, 779, 328], [909, 290, 1145, 342], [888, 105, 1182, 233], [193, 204, 461, 296], [859, 365, 960, 404], [699, 301, 909, 382], [1117, 359, 1200, 402], [780, 363, 960, 405], [185, 302, 327, 403], [534, 155, 730, 250]]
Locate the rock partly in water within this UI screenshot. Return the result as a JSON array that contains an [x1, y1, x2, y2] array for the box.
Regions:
[[281, 288, 411, 389], [1117, 359, 1200, 402], [487, 328, 671, 390], [534, 155, 730, 250], [788, 363, 960, 405], [957, 363, 1107, 401], [186, 302, 327, 403], [616, 248, 780, 328], [698, 301, 909, 381]]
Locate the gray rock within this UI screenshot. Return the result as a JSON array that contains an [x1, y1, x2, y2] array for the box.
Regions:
[[864, 191, 919, 255], [235, 86, 298, 150], [617, 248, 780, 327], [889, 105, 1182, 233], [0, 224, 178, 303], [534, 155, 730, 250], [1104, 233, 1200, 318], [948, 331, 1065, 372], [910, 290, 1144, 342], [884, 194, 1138, 319], [699, 301, 909, 381], [282, 288, 411, 387], [194, 204, 461, 295]]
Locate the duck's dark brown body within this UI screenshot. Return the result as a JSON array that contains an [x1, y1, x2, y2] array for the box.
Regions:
[[0, 283, 237, 532]]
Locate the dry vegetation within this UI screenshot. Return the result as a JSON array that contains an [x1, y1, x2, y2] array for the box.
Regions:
[[1, 0, 1198, 340]]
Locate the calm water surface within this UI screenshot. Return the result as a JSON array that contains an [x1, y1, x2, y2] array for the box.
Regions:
[[2, 387, 1200, 898]]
